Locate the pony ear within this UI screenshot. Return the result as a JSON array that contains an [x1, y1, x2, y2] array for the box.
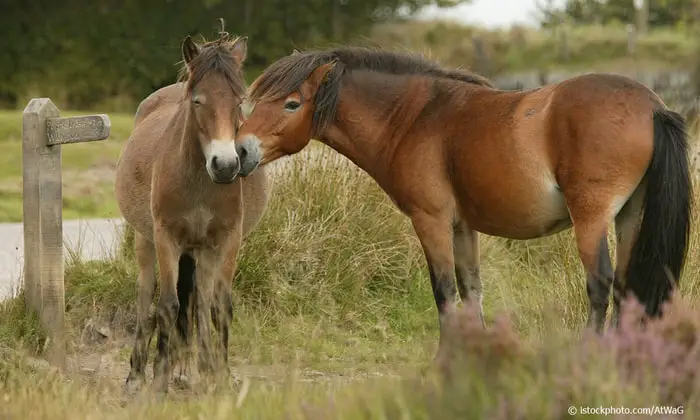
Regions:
[[300, 60, 338, 100], [230, 36, 248, 65], [291, 49, 300, 56], [182, 35, 200, 65]]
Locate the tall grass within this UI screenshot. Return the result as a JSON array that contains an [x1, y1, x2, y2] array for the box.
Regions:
[[1, 144, 700, 417]]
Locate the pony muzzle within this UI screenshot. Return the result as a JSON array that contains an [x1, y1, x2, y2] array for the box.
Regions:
[[236, 134, 263, 177], [205, 140, 240, 184]]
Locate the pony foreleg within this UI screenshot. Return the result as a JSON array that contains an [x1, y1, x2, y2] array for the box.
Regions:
[[411, 211, 459, 361], [452, 220, 484, 327], [193, 248, 218, 383], [211, 263, 235, 369], [152, 227, 182, 395], [126, 232, 157, 392], [209, 235, 240, 381]]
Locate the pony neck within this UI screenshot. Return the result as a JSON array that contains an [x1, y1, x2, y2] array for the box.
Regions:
[[316, 73, 436, 183]]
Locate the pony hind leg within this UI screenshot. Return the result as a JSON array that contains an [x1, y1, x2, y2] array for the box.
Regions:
[[611, 183, 645, 328], [566, 198, 616, 333], [172, 253, 196, 384], [452, 220, 485, 327], [126, 231, 157, 392], [585, 233, 614, 332]]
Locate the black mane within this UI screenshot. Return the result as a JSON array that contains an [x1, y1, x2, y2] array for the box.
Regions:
[[249, 46, 492, 135]]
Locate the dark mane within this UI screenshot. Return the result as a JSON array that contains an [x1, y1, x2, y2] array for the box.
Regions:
[[249, 46, 492, 135], [177, 34, 247, 99]]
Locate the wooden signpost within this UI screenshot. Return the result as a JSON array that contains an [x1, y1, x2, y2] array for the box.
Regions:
[[22, 98, 110, 367]]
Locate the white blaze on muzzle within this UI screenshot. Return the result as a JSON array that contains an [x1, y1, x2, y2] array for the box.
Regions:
[[204, 139, 240, 182]]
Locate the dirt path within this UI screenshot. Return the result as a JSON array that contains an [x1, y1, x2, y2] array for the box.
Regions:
[[23, 327, 383, 404]]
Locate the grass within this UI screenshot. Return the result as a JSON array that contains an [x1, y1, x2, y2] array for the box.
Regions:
[[1, 142, 700, 418]]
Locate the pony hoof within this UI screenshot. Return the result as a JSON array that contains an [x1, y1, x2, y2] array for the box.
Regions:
[[124, 374, 145, 394], [173, 373, 199, 390], [229, 372, 242, 387], [151, 384, 170, 398], [150, 374, 170, 396]]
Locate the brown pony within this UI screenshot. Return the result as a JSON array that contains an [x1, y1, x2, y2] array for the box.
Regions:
[[114, 31, 269, 394], [236, 47, 692, 358]]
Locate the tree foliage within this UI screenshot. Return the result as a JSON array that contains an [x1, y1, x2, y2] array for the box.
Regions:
[[0, 0, 470, 110], [538, 0, 700, 28]]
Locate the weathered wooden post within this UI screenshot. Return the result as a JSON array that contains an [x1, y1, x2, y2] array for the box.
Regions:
[[22, 98, 110, 368]]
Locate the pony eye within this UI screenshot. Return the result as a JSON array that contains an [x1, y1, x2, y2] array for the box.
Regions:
[[192, 97, 202, 106], [284, 100, 301, 112]]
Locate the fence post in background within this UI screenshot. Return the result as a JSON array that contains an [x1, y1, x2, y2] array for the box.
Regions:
[[472, 35, 490, 77], [634, 0, 649, 36], [558, 24, 570, 62], [627, 24, 637, 55], [21, 98, 110, 368]]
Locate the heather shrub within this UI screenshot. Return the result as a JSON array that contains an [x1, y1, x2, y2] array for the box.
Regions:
[[605, 294, 700, 408], [405, 296, 697, 419]]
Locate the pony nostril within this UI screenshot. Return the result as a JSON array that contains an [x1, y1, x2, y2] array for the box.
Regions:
[[239, 146, 248, 160], [211, 156, 220, 170]]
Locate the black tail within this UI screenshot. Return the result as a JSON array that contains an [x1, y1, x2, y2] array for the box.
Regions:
[[175, 254, 196, 346], [625, 108, 693, 317]]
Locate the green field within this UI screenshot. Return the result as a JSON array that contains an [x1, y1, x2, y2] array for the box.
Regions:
[[0, 110, 135, 222]]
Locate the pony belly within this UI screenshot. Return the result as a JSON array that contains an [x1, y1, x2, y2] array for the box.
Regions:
[[459, 181, 572, 240], [115, 177, 154, 240]]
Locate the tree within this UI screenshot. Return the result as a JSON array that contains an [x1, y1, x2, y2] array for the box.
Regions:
[[0, 0, 469, 110], [536, 0, 700, 29]]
